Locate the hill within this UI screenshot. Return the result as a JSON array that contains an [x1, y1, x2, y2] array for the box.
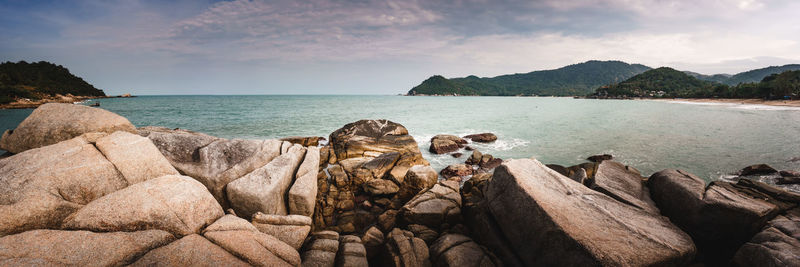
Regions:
[[0, 61, 106, 104], [596, 67, 718, 98], [683, 71, 731, 84], [408, 60, 651, 96], [687, 64, 800, 85]]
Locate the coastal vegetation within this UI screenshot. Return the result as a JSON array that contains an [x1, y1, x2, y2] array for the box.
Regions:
[[596, 67, 800, 99], [408, 60, 651, 96], [0, 61, 106, 104]]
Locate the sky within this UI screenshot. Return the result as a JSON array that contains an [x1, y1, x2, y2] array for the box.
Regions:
[[1, 0, 799, 95]]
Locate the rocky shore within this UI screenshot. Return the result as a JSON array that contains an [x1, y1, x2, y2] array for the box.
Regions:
[[0, 93, 134, 109], [0, 103, 798, 266]]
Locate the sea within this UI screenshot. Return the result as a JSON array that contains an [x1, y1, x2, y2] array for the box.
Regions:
[[1, 95, 799, 185]]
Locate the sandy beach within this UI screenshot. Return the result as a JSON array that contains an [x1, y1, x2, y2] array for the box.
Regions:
[[646, 98, 800, 108]]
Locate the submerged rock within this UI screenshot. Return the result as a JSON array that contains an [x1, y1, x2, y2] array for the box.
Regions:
[[486, 158, 695, 266], [0, 103, 137, 153], [586, 154, 613, 162], [429, 135, 465, 154], [740, 164, 778, 176]]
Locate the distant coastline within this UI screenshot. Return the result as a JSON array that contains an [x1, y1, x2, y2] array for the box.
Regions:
[[646, 98, 800, 108], [0, 94, 134, 109]]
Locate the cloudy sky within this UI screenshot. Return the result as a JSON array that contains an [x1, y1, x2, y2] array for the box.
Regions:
[[1, 0, 799, 95]]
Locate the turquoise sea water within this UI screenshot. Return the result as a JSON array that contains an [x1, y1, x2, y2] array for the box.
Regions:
[[1, 95, 799, 182]]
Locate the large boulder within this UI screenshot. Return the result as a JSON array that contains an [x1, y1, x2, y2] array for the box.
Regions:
[[252, 213, 312, 250], [486, 158, 696, 266], [401, 180, 462, 229], [301, 231, 340, 267], [378, 228, 431, 267], [203, 215, 301, 267], [429, 135, 465, 154], [329, 119, 424, 160], [336, 235, 369, 267], [141, 126, 284, 207], [352, 152, 401, 186], [289, 146, 321, 216], [95, 131, 179, 185], [62, 175, 224, 237], [226, 144, 306, 219], [733, 208, 800, 267], [429, 234, 499, 267], [131, 234, 250, 267], [591, 160, 658, 213], [0, 136, 127, 236], [0, 229, 174, 266], [0, 103, 136, 153], [649, 169, 800, 263], [363, 179, 400, 195], [395, 165, 438, 202]]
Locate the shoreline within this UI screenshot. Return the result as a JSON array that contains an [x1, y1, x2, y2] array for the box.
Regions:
[[0, 94, 134, 109], [642, 97, 800, 108]]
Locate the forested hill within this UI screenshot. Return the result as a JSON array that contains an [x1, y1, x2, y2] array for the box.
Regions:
[[1, 61, 106, 103], [686, 64, 800, 85], [408, 60, 651, 96], [596, 67, 715, 98]]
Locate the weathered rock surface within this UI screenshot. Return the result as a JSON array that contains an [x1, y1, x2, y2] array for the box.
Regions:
[[301, 231, 340, 267], [378, 228, 431, 267], [364, 179, 400, 195], [733, 208, 800, 267], [429, 135, 465, 154], [63, 175, 224, 237], [487, 158, 696, 266], [329, 119, 424, 161], [440, 164, 473, 178], [649, 169, 800, 263], [203, 215, 301, 267], [406, 224, 439, 245], [740, 164, 778, 176], [226, 144, 306, 219], [362, 226, 385, 259], [0, 229, 174, 266], [352, 152, 400, 186], [402, 181, 462, 229], [429, 234, 499, 267], [336, 235, 369, 267], [289, 146, 321, 216], [142, 126, 284, 207], [463, 133, 497, 143], [131, 234, 250, 267], [0, 103, 136, 153], [95, 131, 179, 185], [281, 136, 326, 146], [591, 160, 658, 213], [0, 136, 127, 236], [252, 213, 312, 250], [396, 165, 438, 202]]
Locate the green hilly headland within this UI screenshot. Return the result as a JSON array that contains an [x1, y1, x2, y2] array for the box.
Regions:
[[0, 61, 106, 104]]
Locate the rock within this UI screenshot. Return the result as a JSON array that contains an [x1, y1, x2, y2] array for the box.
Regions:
[[362, 226, 385, 259], [586, 154, 613, 162], [226, 144, 306, 219], [406, 224, 439, 244], [546, 164, 569, 176], [252, 213, 312, 250], [440, 164, 473, 178], [741, 164, 778, 176], [289, 146, 321, 216], [479, 157, 502, 170], [464, 146, 474, 151], [301, 231, 340, 267], [0, 229, 174, 266], [429, 135, 465, 154], [378, 209, 400, 232], [388, 153, 425, 184], [336, 235, 369, 267], [352, 152, 401, 186], [131, 234, 250, 267], [591, 160, 658, 213], [320, 145, 332, 166], [95, 131, 179, 185], [0, 136, 127, 236], [463, 133, 497, 143], [569, 168, 587, 184], [364, 179, 401, 195], [778, 176, 800, 185], [339, 157, 373, 175], [780, 170, 800, 178], [396, 165, 439, 202], [379, 228, 431, 267], [429, 234, 499, 267], [329, 119, 424, 160], [142, 126, 283, 208], [487, 158, 695, 266], [733, 208, 800, 267], [62, 175, 224, 237], [281, 136, 326, 146], [451, 153, 462, 158], [0, 103, 136, 153], [649, 169, 800, 263], [401, 181, 462, 229], [465, 150, 483, 165], [204, 215, 301, 267]]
